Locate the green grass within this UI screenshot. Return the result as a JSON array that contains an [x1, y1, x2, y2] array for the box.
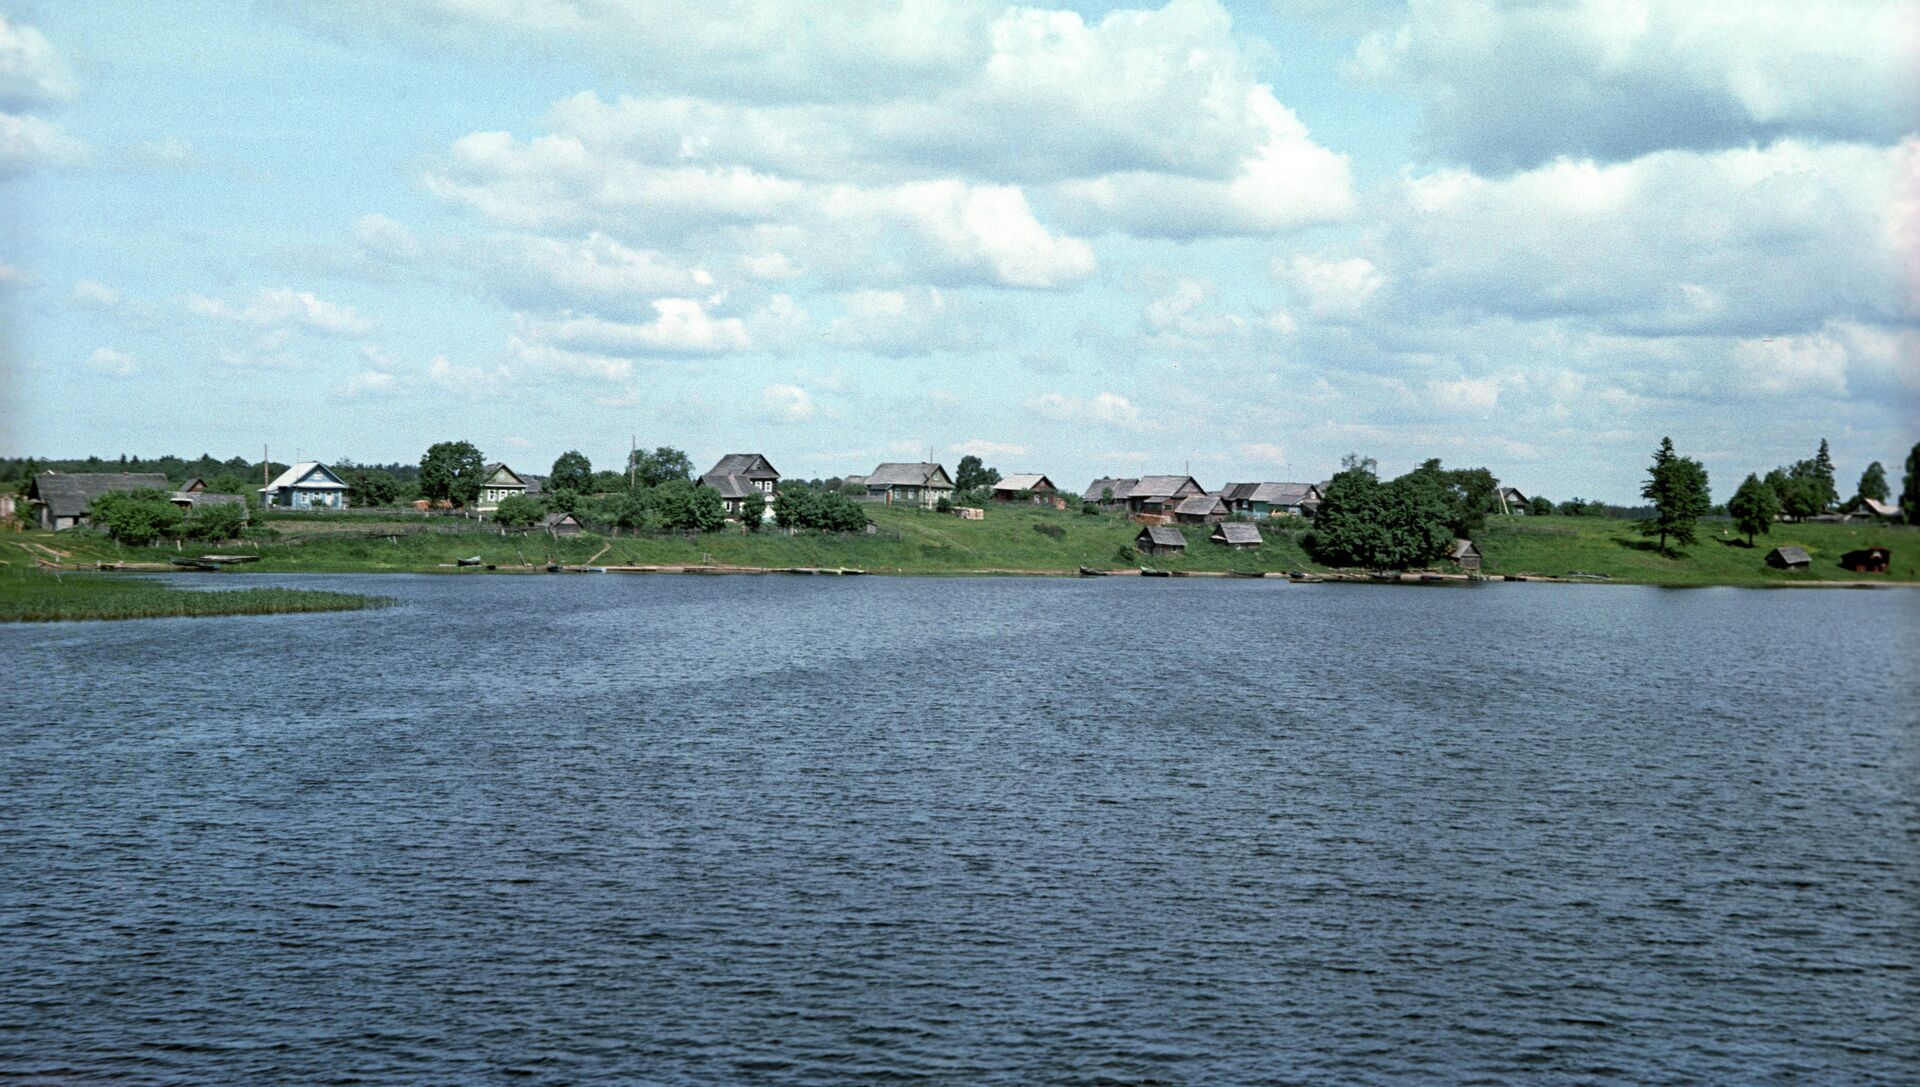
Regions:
[[1477, 516, 1917, 585], [0, 567, 390, 622], [8, 508, 1914, 587]]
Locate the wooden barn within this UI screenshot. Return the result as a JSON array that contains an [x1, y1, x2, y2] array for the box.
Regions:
[[1765, 546, 1811, 570], [1135, 524, 1187, 556], [1448, 538, 1482, 571], [540, 512, 584, 536], [1210, 522, 1263, 549], [1174, 493, 1229, 524], [28, 471, 172, 530], [1840, 546, 1890, 573]]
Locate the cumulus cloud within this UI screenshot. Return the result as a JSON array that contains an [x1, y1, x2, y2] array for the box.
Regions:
[[1353, 0, 1920, 170], [951, 439, 1030, 458], [1376, 138, 1916, 336], [0, 15, 74, 108], [1272, 255, 1384, 319], [86, 347, 136, 375], [826, 286, 1003, 356], [762, 383, 815, 423], [0, 15, 82, 175], [0, 110, 84, 173], [1026, 390, 1152, 430], [0, 260, 30, 288], [340, 369, 400, 396], [518, 298, 750, 357], [426, 355, 513, 397], [506, 333, 634, 383], [1237, 442, 1288, 466], [186, 287, 374, 336]]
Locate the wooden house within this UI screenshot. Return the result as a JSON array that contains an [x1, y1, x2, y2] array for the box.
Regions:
[[701, 454, 780, 519], [1843, 497, 1899, 522], [1448, 538, 1482, 571], [1174, 493, 1229, 524], [477, 463, 529, 511], [1124, 475, 1205, 514], [1211, 522, 1263, 548], [1840, 546, 1890, 573], [1083, 477, 1137, 508], [540, 512, 584, 536], [863, 463, 954, 508], [259, 461, 349, 510], [28, 472, 171, 530], [991, 474, 1058, 503], [1221, 482, 1321, 517], [1135, 524, 1187, 556], [1765, 546, 1811, 569], [1495, 485, 1530, 514]]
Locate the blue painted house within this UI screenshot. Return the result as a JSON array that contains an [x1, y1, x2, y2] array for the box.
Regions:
[[259, 461, 349, 510]]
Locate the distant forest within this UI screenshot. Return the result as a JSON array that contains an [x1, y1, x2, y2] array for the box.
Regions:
[[1, 455, 419, 495]]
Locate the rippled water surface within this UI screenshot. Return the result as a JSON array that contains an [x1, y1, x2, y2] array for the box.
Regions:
[[3, 574, 1916, 1085]]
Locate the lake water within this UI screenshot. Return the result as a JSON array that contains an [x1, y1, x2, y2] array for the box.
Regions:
[[2, 574, 1915, 1085]]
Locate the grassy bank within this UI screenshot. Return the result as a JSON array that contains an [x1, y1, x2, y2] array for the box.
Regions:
[[7, 505, 1914, 587], [0, 568, 390, 623]]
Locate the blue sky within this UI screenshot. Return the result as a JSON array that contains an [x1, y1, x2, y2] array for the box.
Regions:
[[2, 0, 1914, 501]]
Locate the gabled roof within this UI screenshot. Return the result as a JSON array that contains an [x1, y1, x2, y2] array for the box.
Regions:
[[706, 453, 779, 480], [994, 473, 1055, 492], [30, 472, 172, 518], [1176, 494, 1228, 516], [1132, 475, 1203, 499], [261, 461, 348, 492], [1084, 477, 1138, 502], [700, 472, 758, 499], [540, 512, 581, 528], [1449, 538, 1480, 559], [1136, 524, 1187, 548], [1849, 496, 1898, 517], [483, 462, 527, 488], [1212, 522, 1262, 545], [1767, 546, 1811, 565], [179, 477, 208, 492], [866, 462, 953, 488], [1251, 482, 1319, 505]]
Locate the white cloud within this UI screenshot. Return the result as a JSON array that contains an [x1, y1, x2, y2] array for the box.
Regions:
[[1237, 442, 1288, 466], [0, 15, 74, 108], [762, 383, 816, 423], [71, 279, 121, 308], [0, 110, 84, 173], [340, 369, 400, 396], [518, 298, 750, 357], [1353, 0, 1920, 169], [350, 213, 423, 260], [0, 260, 30, 288], [1377, 138, 1916, 336], [425, 354, 513, 397], [1424, 375, 1502, 414], [86, 347, 136, 376], [1272, 255, 1384, 319], [1026, 391, 1152, 430], [187, 287, 374, 336], [506, 334, 634, 383], [952, 439, 1031, 458], [826, 286, 1002, 356]]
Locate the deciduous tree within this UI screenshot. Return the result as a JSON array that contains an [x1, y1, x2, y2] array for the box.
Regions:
[[1855, 461, 1888, 504], [419, 441, 485, 508], [549, 450, 592, 495], [89, 489, 184, 546], [954, 455, 1001, 492], [628, 447, 692, 489], [1727, 473, 1779, 546]]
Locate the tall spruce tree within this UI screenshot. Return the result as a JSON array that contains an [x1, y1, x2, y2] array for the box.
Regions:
[[1638, 437, 1711, 554], [1811, 438, 1838, 512]]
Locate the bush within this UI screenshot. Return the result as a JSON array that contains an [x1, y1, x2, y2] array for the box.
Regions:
[[1032, 522, 1065, 540], [89, 489, 185, 546], [184, 501, 248, 541], [493, 494, 545, 528]]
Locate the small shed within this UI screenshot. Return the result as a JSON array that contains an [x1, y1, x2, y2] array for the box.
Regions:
[[1135, 524, 1187, 556], [1210, 522, 1262, 548], [1448, 538, 1482, 571], [1840, 546, 1890, 573], [540, 512, 584, 536], [1765, 546, 1811, 570], [1173, 493, 1229, 524]]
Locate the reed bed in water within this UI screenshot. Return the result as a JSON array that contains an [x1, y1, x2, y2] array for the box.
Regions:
[[0, 570, 389, 622]]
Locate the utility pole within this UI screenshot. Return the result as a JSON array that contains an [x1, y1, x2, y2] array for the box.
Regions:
[[263, 444, 269, 491], [629, 434, 636, 489]]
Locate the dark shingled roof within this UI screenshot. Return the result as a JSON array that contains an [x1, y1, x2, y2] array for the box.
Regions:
[[1176, 494, 1227, 516], [1084, 477, 1138, 502], [1767, 546, 1811, 567], [866, 463, 953, 488], [540, 512, 581, 528], [1212, 523, 1263, 545], [1137, 524, 1186, 549], [32, 472, 172, 519], [700, 473, 758, 499], [1132, 475, 1201, 499], [707, 453, 779, 480]]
